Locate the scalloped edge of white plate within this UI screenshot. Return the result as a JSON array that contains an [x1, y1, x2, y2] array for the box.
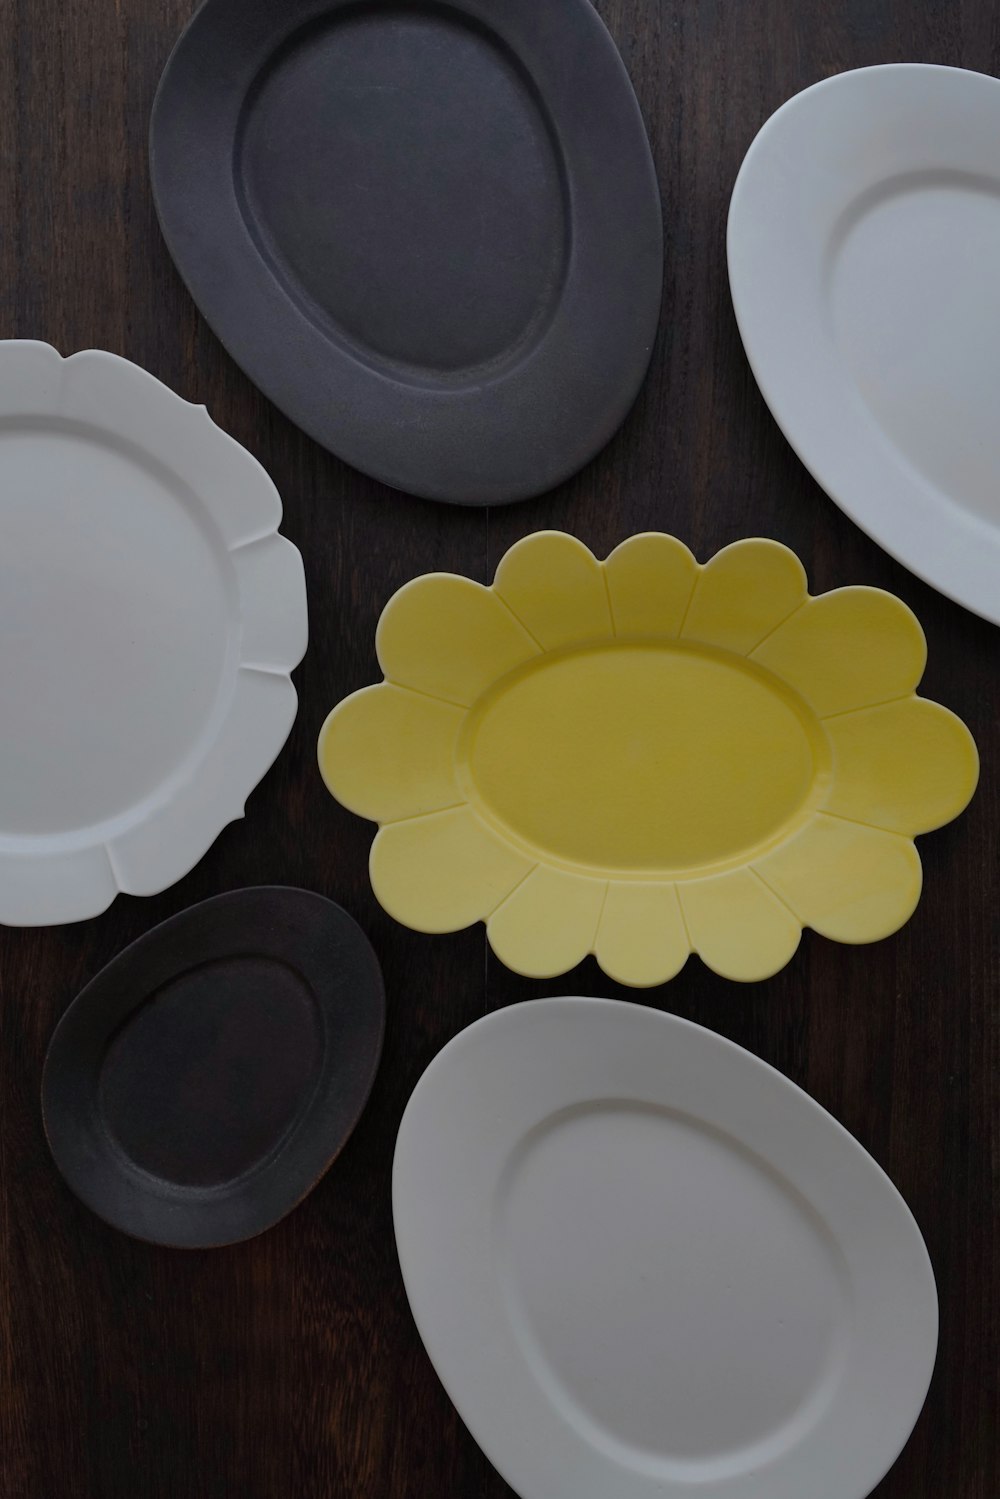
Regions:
[[0, 341, 307, 925]]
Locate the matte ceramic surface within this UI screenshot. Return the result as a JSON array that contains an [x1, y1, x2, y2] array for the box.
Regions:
[[393, 997, 938, 1499], [0, 341, 307, 926], [149, 0, 662, 505], [42, 888, 384, 1247], [729, 64, 1000, 625], [318, 531, 977, 985]]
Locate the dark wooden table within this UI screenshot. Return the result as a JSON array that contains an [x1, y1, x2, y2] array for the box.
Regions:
[[1, 2, 997, 1495]]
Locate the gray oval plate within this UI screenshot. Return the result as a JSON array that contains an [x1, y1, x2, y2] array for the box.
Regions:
[[150, 0, 662, 505], [42, 887, 384, 1248]]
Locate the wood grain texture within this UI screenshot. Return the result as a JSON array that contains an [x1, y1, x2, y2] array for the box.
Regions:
[[0, 0, 997, 1495]]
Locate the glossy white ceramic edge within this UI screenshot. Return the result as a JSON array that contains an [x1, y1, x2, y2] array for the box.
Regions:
[[728, 63, 1000, 626], [0, 341, 308, 925], [393, 997, 938, 1499]]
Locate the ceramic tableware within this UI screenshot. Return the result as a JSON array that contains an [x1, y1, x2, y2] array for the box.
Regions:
[[393, 996, 938, 1499], [43, 888, 384, 1248], [0, 341, 307, 926], [729, 64, 1000, 624], [150, 0, 662, 504], [319, 531, 977, 984]]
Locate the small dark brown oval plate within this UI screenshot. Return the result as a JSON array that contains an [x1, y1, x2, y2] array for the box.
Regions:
[[42, 887, 384, 1248]]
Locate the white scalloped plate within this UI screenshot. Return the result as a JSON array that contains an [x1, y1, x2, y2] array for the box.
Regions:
[[0, 342, 307, 925]]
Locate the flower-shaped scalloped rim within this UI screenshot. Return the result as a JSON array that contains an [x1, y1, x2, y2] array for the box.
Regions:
[[0, 342, 307, 926], [318, 531, 978, 985]]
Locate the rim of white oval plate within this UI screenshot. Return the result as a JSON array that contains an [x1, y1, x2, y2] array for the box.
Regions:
[[0, 341, 307, 925], [393, 996, 938, 1499], [728, 62, 1000, 627]]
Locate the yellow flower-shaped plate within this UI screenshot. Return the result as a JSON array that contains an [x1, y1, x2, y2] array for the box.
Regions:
[[319, 533, 978, 985]]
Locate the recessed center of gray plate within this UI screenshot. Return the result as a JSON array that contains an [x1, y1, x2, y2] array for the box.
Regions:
[[99, 957, 323, 1187], [237, 4, 567, 377], [498, 1103, 848, 1471]]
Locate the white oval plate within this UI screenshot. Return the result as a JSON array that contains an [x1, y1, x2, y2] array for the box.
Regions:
[[728, 64, 1000, 625], [394, 997, 937, 1499], [0, 342, 307, 925]]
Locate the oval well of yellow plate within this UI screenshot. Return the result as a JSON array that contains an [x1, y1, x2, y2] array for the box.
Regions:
[[460, 642, 830, 875], [318, 533, 978, 986]]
